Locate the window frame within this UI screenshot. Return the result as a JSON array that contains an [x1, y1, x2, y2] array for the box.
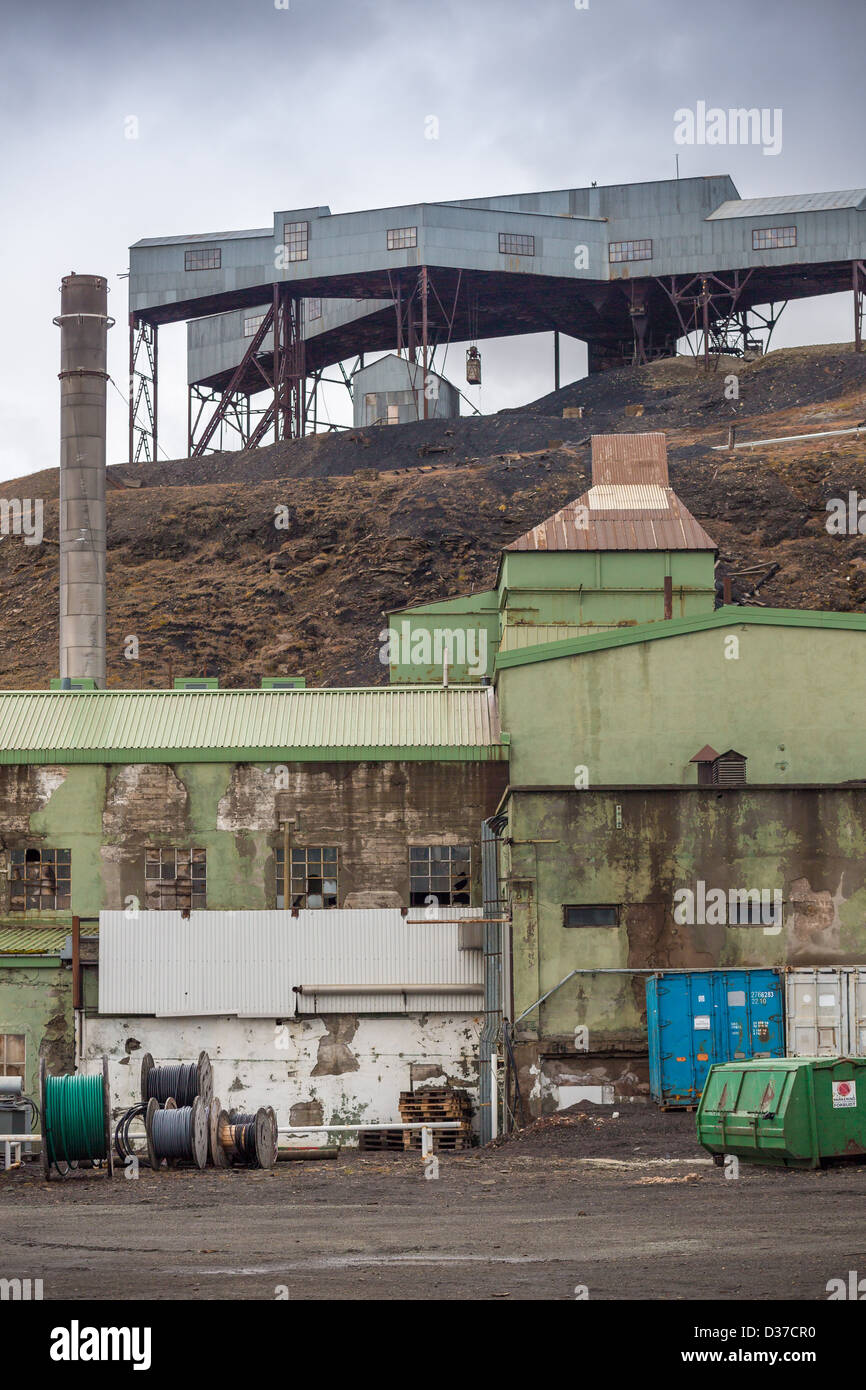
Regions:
[[243, 313, 266, 338], [563, 905, 619, 928], [727, 896, 781, 927], [282, 221, 309, 262], [409, 844, 472, 908], [144, 846, 207, 911], [608, 239, 653, 264], [387, 226, 418, 250], [276, 845, 339, 909], [0, 1033, 25, 1083], [9, 847, 71, 912], [752, 225, 797, 251], [498, 232, 535, 257], [305, 297, 322, 321], [184, 247, 221, 272]]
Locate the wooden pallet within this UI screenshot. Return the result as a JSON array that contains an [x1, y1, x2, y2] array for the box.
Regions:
[[403, 1126, 472, 1153], [358, 1129, 407, 1153]]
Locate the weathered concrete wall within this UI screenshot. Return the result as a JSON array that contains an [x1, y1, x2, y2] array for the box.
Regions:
[[498, 621, 866, 786], [0, 760, 506, 920], [82, 1012, 480, 1134], [0, 961, 73, 1097], [507, 787, 866, 1110]]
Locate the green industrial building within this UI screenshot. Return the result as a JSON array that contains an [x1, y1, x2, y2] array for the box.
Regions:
[[2, 432, 866, 1117]]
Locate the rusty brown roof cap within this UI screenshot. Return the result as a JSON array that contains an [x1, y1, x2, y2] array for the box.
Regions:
[[506, 431, 716, 553], [591, 432, 669, 486]]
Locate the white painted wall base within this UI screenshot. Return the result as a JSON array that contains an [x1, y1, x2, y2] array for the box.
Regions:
[[81, 1012, 480, 1135]]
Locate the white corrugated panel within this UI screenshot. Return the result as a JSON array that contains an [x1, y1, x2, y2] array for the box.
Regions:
[[99, 908, 484, 1017]]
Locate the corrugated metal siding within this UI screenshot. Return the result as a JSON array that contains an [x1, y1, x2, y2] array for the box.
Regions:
[[0, 927, 68, 955], [708, 191, 866, 219], [0, 687, 504, 763], [590, 433, 669, 486], [786, 968, 866, 1056], [98, 908, 484, 1016]]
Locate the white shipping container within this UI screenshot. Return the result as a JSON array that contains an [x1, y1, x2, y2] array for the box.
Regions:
[[785, 968, 866, 1056]]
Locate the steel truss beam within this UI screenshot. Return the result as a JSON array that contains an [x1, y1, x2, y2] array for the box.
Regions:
[[854, 260, 866, 353], [190, 308, 274, 457], [128, 316, 158, 463], [656, 269, 755, 371], [708, 302, 788, 359], [188, 385, 274, 455]]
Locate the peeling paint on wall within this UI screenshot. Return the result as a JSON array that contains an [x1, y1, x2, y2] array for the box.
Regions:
[[82, 1013, 480, 1133], [312, 1016, 361, 1076]]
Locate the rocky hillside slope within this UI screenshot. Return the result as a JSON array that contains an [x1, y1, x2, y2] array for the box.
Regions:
[[1, 344, 864, 690]]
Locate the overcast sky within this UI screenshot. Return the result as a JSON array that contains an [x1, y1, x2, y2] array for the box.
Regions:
[[1, 0, 864, 482]]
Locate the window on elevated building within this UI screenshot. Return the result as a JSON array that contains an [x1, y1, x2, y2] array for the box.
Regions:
[[409, 845, 471, 907], [184, 247, 221, 271], [144, 847, 207, 910], [243, 313, 265, 337], [609, 239, 652, 263], [9, 848, 71, 912], [283, 221, 309, 261], [752, 226, 796, 250], [387, 227, 417, 250], [306, 298, 322, 321], [499, 232, 535, 257], [275, 846, 339, 909]]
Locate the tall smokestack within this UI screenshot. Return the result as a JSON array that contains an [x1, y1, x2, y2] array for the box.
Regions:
[[55, 274, 113, 687]]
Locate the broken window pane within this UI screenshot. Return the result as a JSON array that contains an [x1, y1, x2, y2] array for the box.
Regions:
[[9, 847, 72, 911], [144, 848, 206, 910], [408, 845, 473, 907], [276, 846, 339, 909]]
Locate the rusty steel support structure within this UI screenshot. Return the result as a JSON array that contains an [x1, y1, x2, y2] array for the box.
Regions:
[[190, 308, 274, 457], [709, 302, 787, 359], [128, 315, 158, 463], [854, 260, 866, 353], [273, 284, 306, 442], [628, 283, 651, 365], [421, 265, 429, 419], [657, 269, 754, 371], [188, 385, 274, 455]]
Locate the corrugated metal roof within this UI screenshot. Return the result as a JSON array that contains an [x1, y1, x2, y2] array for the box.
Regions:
[[591, 432, 669, 486], [495, 605, 866, 671], [0, 688, 505, 764], [708, 190, 866, 219], [0, 927, 67, 955], [507, 434, 715, 553], [99, 909, 484, 1016], [133, 228, 272, 247]]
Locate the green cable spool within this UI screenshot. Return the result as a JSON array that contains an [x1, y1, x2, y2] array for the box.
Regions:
[[40, 1057, 113, 1179]]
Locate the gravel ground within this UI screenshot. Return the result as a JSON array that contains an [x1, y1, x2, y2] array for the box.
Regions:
[[2, 1106, 864, 1301]]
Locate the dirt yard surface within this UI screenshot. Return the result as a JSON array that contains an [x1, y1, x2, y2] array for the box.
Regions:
[[1, 1106, 862, 1301]]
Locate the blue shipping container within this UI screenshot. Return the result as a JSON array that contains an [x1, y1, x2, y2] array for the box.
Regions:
[[646, 969, 784, 1108]]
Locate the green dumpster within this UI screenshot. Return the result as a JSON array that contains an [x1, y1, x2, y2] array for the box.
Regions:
[[696, 1057, 866, 1169]]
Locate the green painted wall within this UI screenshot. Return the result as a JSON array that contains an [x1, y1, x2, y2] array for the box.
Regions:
[[387, 592, 499, 683], [0, 760, 504, 921], [498, 621, 866, 787], [388, 548, 716, 682], [498, 550, 716, 637], [0, 959, 73, 1097], [507, 788, 866, 1046]]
